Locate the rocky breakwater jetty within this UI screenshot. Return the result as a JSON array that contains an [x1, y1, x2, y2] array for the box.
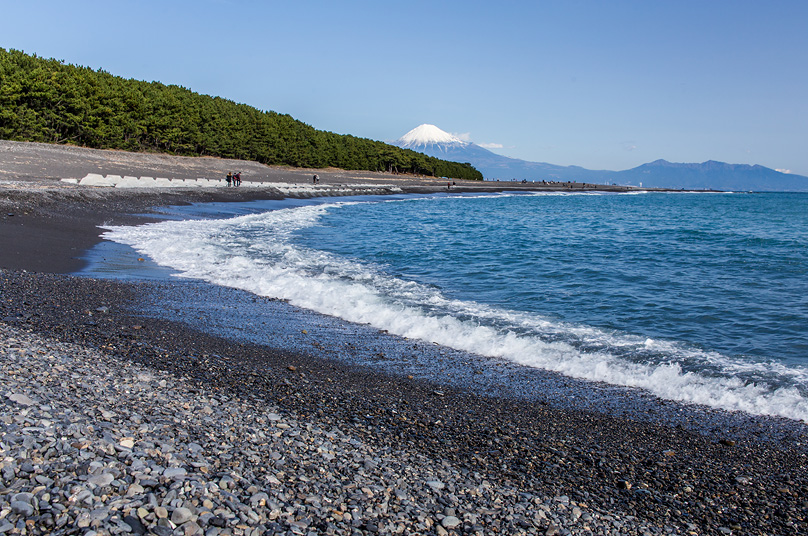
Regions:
[[0, 324, 648, 536]]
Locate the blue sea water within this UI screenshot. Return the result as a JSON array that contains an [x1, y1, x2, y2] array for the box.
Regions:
[[99, 191, 808, 421]]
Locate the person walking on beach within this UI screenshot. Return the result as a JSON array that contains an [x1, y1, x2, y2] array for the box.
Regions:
[[226, 172, 232, 187], [234, 172, 242, 186]]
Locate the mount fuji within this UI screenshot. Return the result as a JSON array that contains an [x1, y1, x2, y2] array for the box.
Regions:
[[393, 124, 808, 191], [393, 124, 615, 183]]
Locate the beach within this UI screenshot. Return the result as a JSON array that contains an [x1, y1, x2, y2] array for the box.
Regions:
[[1, 141, 807, 536]]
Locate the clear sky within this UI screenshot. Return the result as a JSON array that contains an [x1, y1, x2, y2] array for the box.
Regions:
[[2, 0, 807, 175]]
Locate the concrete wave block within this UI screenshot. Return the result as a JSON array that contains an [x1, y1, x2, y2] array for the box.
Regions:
[[79, 173, 116, 186], [114, 176, 142, 188]]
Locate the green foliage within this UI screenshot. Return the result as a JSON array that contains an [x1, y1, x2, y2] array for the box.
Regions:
[[0, 48, 482, 181]]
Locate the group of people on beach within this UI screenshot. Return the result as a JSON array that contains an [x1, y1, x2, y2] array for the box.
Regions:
[[226, 172, 242, 186]]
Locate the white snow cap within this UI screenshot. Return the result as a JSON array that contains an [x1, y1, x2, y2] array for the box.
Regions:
[[397, 124, 467, 147]]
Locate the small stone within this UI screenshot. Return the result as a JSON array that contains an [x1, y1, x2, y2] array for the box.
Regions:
[[719, 439, 737, 447], [545, 523, 560, 536], [426, 480, 445, 491], [127, 483, 144, 496], [76, 512, 92, 528], [10, 501, 34, 517], [163, 467, 187, 478], [89, 507, 110, 523], [155, 506, 168, 519], [441, 516, 461, 529], [123, 515, 147, 535], [209, 515, 227, 527], [7, 393, 35, 406], [88, 473, 114, 487], [287, 365, 297, 372], [183, 521, 203, 535], [120, 438, 135, 449], [172, 507, 194, 525], [12, 493, 33, 505], [616, 480, 632, 490]]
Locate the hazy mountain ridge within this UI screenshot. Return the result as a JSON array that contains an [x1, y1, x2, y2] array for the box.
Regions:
[[615, 160, 808, 191], [394, 125, 808, 191]]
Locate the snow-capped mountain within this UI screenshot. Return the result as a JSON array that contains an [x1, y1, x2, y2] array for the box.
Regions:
[[393, 124, 808, 190], [396, 124, 469, 152], [393, 124, 613, 182]]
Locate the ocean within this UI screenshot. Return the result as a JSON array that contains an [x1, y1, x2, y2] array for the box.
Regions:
[[96, 191, 808, 422]]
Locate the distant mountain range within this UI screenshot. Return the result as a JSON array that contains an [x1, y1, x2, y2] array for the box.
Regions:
[[393, 124, 808, 191]]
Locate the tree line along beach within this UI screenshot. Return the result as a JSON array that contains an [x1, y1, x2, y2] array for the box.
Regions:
[[1, 140, 807, 536]]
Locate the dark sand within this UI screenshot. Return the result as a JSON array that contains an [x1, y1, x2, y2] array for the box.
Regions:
[[2, 141, 807, 534]]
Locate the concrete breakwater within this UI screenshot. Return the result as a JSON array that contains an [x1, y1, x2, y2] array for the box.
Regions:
[[62, 174, 403, 196]]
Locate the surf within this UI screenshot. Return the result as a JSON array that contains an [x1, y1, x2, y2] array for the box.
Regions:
[[101, 195, 808, 422]]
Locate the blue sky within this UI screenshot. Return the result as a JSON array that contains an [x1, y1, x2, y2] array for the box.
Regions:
[[2, 0, 807, 175]]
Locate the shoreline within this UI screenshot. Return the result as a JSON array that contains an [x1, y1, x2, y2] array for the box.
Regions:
[[0, 139, 682, 274], [2, 141, 807, 534]]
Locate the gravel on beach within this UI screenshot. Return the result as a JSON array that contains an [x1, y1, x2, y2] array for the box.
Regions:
[[0, 322, 646, 536], [1, 141, 808, 535], [1, 270, 807, 536]]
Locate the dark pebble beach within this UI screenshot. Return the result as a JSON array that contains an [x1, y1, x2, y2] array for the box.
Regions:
[[1, 141, 807, 535]]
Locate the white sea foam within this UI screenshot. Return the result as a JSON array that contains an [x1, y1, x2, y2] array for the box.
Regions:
[[101, 202, 808, 422]]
